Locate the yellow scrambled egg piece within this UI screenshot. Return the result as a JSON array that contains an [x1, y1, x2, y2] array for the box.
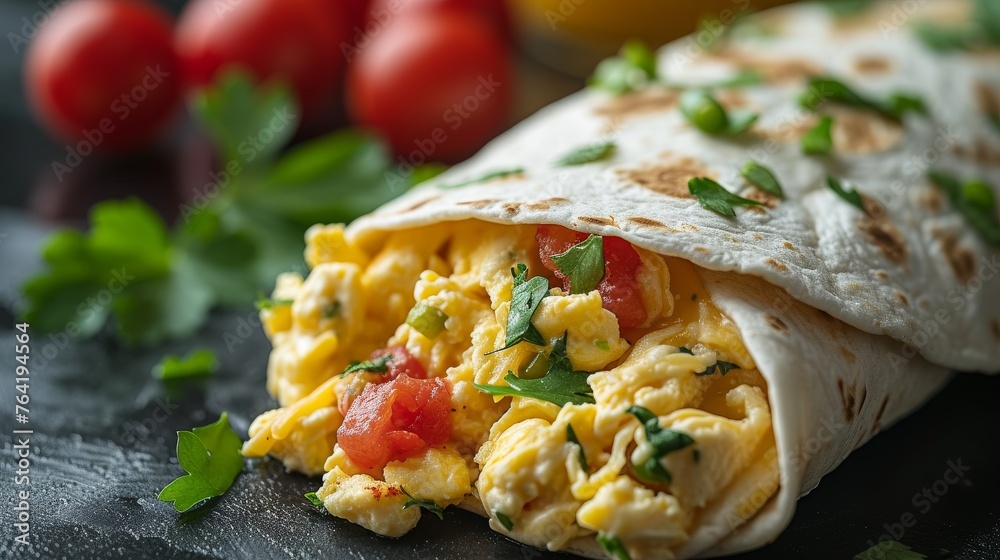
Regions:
[[244, 221, 778, 559]]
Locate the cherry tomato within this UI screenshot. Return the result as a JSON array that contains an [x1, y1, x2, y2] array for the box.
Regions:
[[25, 0, 181, 150], [347, 11, 512, 163], [537, 225, 648, 328], [175, 0, 350, 123], [337, 375, 452, 470], [365, 0, 512, 42], [372, 345, 428, 381]]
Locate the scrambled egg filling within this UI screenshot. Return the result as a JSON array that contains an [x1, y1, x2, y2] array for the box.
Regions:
[[243, 221, 778, 559]]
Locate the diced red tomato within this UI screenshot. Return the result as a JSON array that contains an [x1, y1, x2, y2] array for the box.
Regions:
[[337, 374, 452, 470], [536, 224, 648, 328], [372, 345, 428, 381]]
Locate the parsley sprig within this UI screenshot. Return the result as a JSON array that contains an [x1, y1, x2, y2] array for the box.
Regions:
[[928, 170, 1000, 244], [589, 40, 658, 94], [802, 115, 834, 155], [158, 413, 243, 512], [339, 354, 393, 378], [799, 76, 926, 122], [688, 177, 764, 217], [740, 161, 784, 198], [555, 141, 617, 166], [153, 348, 219, 381], [476, 333, 596, 407], [400, 487, 445, 520], [490, 264, 549, 352], [680, 90, 758, 136], [826, 176, 868, 214], [626, 405, 695, 485], [550, 235, 605, 294]]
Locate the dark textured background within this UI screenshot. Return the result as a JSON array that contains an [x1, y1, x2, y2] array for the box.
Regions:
[[1, 0, 999, 557]]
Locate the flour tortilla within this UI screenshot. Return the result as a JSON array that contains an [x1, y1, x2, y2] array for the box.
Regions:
[[342, 0, 992, 556]]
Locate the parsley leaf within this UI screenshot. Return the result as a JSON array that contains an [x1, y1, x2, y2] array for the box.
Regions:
[[594, 340, 611, 352], [255, 294, 294, 310], [802, 116, 834, 155], [626, 405, 695, 484], [695, 359, 741, 377], [494, 511, 515, 531], [740, 161, 784, 198], [491, 264, 549, 352], [688, 177, 764, 217], [680, 90, 758, 135], [589, 39, 658, 94], [304, 492, 323, 507], [476, 333, 596, 407], [551, 235, 605, 294], [340, 354, 393, 378], [439, 168, 524, 190], [400, 487, 444, 520], [153, 349, 219, 381], [928, 170, 1000, 245], [854, 540, 927, 560], [566, 424, 589, 471], [800, 77, 926, 121], [158, 413, 243, 512], [827, 176, 868, 214], [555, 141, 617, 166], [597, 534, 633, 560]]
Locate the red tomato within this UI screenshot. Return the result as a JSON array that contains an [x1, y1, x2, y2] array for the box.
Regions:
[[175, 0, 350, 123], [346, 11, 512, 163], [372, 345, 428, 380], [365, 0, 512, 42], [537, 225, 648, 328], [25, 0, 181, 150], [337, 375, 452, 470]]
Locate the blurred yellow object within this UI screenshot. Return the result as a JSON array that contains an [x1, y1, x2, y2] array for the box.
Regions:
[[513, 0, 793, 76]]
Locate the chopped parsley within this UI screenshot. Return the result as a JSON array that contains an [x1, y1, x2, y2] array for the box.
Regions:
[[322, 301, 342, 318], [339, 354, 393, 378], [555, 141, 617, 166], [304, 492, 323, 507], [589, 40, 658, 94], [802, 115, 834, 155], [255, 295, 295, 310], [153, 348, 219, 381], [440, 168, 524, 190], [551, 235, 606, 294], [826, 176, 867, 214], [594, 340, 611, 352], [495, 510, 515, 531], [740, 161, 784, 198], [490, 264, 549, 353], [597, 533, 632, 560], [476, 333, 595, 407], [158, 413, 243, 512], [680, 90, 758, 136], [695, 359, 741, 377], [400, 487, 444, 520], [566, 424, 589, 472], [928, 170, 1000, 244], [688, 177, 764, 217], [799, 77, 926, 121], [626, 405, 695, 485]]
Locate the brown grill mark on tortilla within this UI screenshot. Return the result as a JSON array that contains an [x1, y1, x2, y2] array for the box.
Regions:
[[753, 118, 816, 144], [838, 346, 857, 364], [392, 196, 438, 214], [627, 217, 670, 229], [830, 106, 903, 154], [876, 270, 890, 280], [764, 258, 788, 272], [853, 56, 892, 74], [920, 188, 943, 213], [872, 395, 890, 434], [764, 314, 788, 333], [991, 319, 1000, 341], [974, 82, 1000, 120], [594, 87, 679, 121], [525, 202, 549, 211], [752, 233, 762, 240], [694, 246, 711, 254], [577, 216, 616, 227], [743, 187, 782, 209], [895, 292, 909, 306], [952, 138, 1000, 166], [543, 197, 569, 204], [783, 241, 796, 251], [857, 206, 907, 264], [716, 89, 749, 109], [502, 203, 521, 214], [617, 156, 710, 199], [940, 234, 976, 284], [708, 49, 821, 83], [457, 199, 497, 208]]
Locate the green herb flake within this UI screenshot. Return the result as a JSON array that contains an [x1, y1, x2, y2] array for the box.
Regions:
[[626, 405, 695, 485], [400, 487, 444, 520], [688, 177, 764, 217], [323, 301, 342, 319], [153, 348, 219, 381], [566, 424, 589, 472], [826, 176, 868, 214], [551, 235, 606, 294], [490, 264, 549, 352], [695, 359, 741, 377], [440, 168, 524, 190], [157, 413, 243, 512], [255, 294, 294, 310], [594, 340, 611, 352], [802, 116, 834, 156], [928, 170, 1000, 245], [740, 161, 784, 198], [799, 77, 926, 121], [304, 492, 323, 507], [589, 40, 658, 94], [339, 354, 393, 378], [406, 301, 449, 339], [476, 333, 595, 407], [680, 90, 758, 136], [494, 510, 515, 531], [854, 540, 927, 560], [555, 141, 617, 166], [597, 533, 633, 560]]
